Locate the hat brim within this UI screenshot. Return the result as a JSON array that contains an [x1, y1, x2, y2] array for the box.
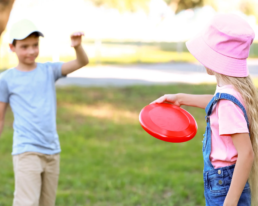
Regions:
[[186, 34, 248, 77], [11, 31, 44, 44]]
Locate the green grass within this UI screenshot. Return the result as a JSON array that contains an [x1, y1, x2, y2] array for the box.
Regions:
[[0, 84, 217, 206]]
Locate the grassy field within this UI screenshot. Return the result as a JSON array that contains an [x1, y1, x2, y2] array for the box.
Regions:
[[0, 84, 217, 206]]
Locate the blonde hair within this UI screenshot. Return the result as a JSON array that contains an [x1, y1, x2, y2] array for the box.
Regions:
[[214, 71, 258, 205]]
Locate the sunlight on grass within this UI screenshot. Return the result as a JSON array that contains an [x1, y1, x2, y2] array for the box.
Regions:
[[62, 103, 139, 124]]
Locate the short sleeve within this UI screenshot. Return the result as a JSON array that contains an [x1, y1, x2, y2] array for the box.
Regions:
[[218, 100, 249, 135], [48, 62, 65, 81], [0, 74, 9, 103]]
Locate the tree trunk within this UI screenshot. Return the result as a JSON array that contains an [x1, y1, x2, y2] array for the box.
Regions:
[[0, 0, 15, 36], [169, 0, 181, 13]]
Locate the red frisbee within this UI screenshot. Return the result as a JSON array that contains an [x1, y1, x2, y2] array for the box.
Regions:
[[139, 103, 197, 143]]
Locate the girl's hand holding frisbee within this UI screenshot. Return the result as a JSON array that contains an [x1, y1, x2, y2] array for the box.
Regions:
[[152, 94, 213, 109], [150, 94, 180, 106], [139, 94, 198, 143]]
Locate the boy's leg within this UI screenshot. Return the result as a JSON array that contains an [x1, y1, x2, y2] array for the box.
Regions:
[[13, 152, 44, 206], [39, 154, 60, 206]]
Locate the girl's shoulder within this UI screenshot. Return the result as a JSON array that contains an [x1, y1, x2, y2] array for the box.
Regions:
[[215, 84, 244, 106]]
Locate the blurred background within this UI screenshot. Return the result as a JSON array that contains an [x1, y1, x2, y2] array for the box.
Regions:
[[1, 0, 258, 206], [1, 0, 258, 69]]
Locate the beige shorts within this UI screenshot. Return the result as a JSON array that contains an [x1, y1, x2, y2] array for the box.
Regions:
[[12, 152, 60, 206]]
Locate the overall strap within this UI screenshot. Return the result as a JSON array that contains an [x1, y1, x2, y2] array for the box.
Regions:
[[205, 93, 250, 132]]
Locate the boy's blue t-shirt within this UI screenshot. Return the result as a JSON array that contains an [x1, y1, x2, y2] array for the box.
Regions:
[[0, 62, 65, 155]]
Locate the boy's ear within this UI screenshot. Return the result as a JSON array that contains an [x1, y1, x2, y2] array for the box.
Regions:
[[9, 43, 15, 52]]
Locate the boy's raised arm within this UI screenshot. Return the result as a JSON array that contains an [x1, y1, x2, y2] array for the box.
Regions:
[[61, 32, 89, 76], [0, 102, 8, 137]]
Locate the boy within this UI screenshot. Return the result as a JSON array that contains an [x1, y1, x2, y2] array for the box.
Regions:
[[0, 19, 89, 206]]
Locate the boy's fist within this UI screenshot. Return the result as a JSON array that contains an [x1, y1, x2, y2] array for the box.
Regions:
[[70, 32, 84, 48]]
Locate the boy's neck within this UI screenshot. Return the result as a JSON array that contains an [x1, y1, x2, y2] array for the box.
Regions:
[[16, 62, 37, 72]]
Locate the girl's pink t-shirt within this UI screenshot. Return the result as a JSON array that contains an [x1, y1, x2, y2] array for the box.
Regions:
[[209, 85, 249, 169]]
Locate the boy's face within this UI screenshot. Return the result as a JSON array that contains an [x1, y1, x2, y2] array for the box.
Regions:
[[9, 35, 39, 65]]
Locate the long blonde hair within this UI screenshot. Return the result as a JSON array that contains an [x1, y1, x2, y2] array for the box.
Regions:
[[214, 72, 258, 205]]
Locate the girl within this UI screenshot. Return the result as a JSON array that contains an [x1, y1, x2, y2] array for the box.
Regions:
[[151, 14, 258, 206]]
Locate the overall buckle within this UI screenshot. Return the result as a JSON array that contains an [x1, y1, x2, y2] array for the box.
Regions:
[[215, 93, 222, 101]]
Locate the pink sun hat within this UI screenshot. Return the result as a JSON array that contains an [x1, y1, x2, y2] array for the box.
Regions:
[[186, 14, 255, 77]]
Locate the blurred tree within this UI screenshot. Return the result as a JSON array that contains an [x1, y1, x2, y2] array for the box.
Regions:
[[165, 0, 258, 22], [239, 0, 258, 21], [90, 0, 150, 12], [88, 0, 258, 22], [164, 0, 203, 13], [90, 0, 204, 13], [204, 0, 258, 22], [0, 0, 15, 36]]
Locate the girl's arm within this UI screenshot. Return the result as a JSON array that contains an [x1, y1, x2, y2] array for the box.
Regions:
[[151, 94, 213, 109], [223, 133, 254, 206]]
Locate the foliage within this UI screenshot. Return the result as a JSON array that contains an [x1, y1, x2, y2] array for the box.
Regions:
[[88, 0, 258, 21], [88, 0, 204, 13], [164, 0, 203, 13], [239, 0, 258, 21], [89, 0, 150, 12]]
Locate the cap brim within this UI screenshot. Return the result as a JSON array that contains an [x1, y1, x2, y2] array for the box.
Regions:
[[186, 34, 248, 77], [11, 31, 44, 44]]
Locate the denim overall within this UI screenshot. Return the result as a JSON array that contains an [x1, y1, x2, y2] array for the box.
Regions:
[[203, 93, 251, 206]]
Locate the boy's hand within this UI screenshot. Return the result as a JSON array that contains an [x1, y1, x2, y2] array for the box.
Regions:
[[70, 32, 84, 48], [61, 31, 88, 75]]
